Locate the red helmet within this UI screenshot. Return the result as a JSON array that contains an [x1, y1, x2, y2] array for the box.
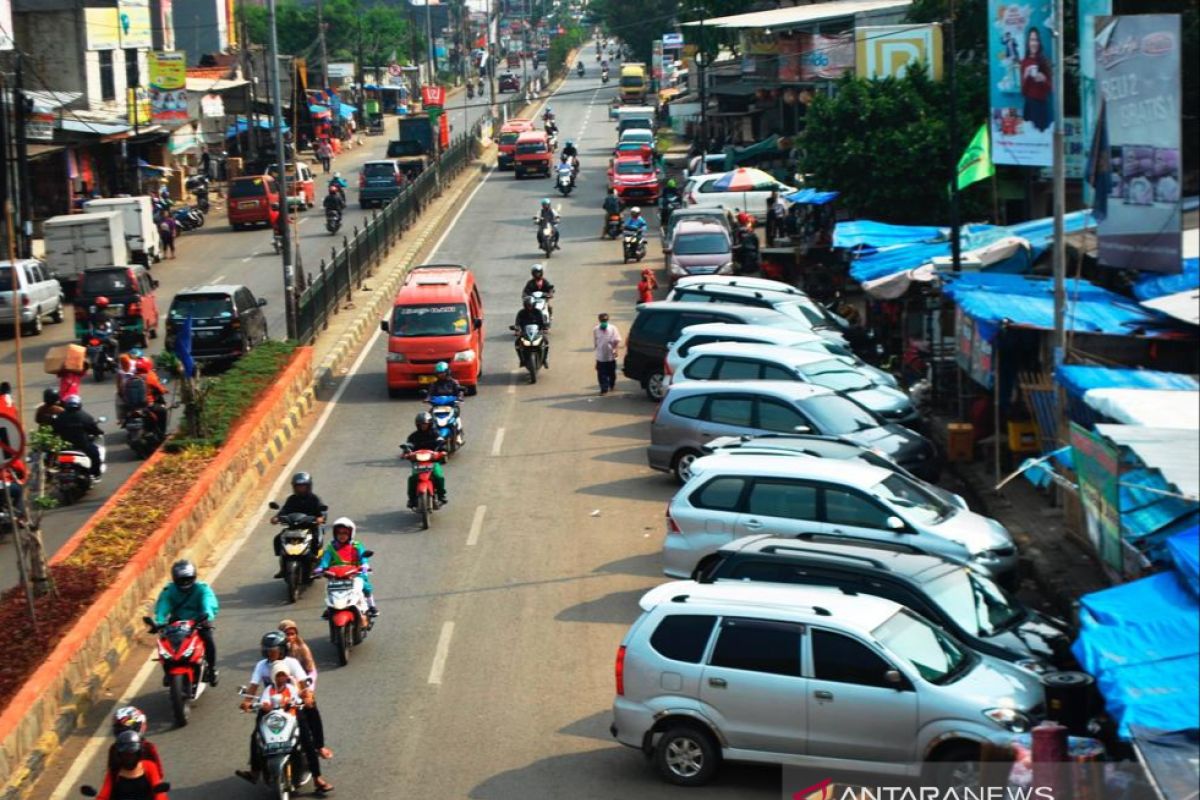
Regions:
[[136, 356, 153, 373], [95, 296, 110, 308]]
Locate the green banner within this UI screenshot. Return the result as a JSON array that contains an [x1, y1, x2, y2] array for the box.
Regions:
[[956, 123, 995, 191]]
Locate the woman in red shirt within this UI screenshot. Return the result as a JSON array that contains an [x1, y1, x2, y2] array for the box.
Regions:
[[95, 731, 168, 800], [1020, 26, 1052, 132], [637, 269, 658, 305]]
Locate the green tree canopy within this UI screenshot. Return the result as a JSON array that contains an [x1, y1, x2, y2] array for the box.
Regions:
[[242, 0, 416, 73]]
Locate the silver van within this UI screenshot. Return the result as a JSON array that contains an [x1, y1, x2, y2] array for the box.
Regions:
[[0, 258, 64, 335], [611, 580, 1046, 787]]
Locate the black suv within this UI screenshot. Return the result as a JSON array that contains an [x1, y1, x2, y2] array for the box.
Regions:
[[165, 284, 269, 364], [694, 534, 1073, 668]]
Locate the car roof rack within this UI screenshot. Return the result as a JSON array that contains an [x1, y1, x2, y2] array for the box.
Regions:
[[756, 544, 890, 571], [671, 593, 832, 617], [792, 531, 928, 556]]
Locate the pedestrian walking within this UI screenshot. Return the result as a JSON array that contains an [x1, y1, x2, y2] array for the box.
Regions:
[[316, 139, 332, 174], [592, 312, 622, 395], [157, 214, 177, 259], [636, 269, 657, 305], [765, 191, 778, 247]]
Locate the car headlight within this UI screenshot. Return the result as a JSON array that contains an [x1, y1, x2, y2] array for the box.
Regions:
[[1014, 659, 1051, 675], [386, 352, 407, 363], [984, 707, 1032, 733], [717, 262, 734, 274], [453, 349, 476, 362]]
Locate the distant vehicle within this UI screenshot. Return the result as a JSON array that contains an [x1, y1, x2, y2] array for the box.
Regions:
[[227, 175, 281, 230], [496, 118, 535, 170], [0, 258, 64, 336], [386, 113, 437, 177], [41, 211, 129, 291], [684, 171, 796, 216], [359, 160, 405, 208], [618, 63, 647, 104], [664, 221, 733, 283], [74, 265, 159, 347], [82, 196, 162, 265], [498, 71, 521, 93], [514, 131, 553, 179], [266, 161, 317, 210], [165, 284, 269, 364], [608, 156, 660, 204]]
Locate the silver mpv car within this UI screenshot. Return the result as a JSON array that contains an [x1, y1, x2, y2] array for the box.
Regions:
[[611, 581, 1046, 787]]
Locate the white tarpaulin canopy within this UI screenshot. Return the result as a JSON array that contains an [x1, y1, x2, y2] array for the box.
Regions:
[[1095, 424, 1200, 500], [861, 235, 1032, 300], [1084, 389, 1200, 429], [1141, 289, 1200, 326]]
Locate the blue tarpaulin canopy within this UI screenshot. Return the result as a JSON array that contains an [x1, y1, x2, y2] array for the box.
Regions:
[[1135, 257, 1200, 301], [942, 273, 1176, 344], [1056, 365, 1199, 401], [225, 116, 289, 138], [337, 104, 357, 121], [1169, 526, 1200, 595], [833, 220, 945, 251], [1073, 531, 1200, 738], [784, 188, 839, 205]]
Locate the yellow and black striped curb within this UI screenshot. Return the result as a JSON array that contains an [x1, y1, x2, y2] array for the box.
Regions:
[[254, 387, 317, 477]]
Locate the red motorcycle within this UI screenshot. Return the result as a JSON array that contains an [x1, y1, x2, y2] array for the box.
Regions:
[[402, 445, 446, 530], [142, 615, 211, 726], [321, 562, 373, 665]]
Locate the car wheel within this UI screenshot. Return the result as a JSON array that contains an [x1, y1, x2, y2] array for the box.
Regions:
[[923, 743, 982, 790], [644, 371, 666, 401], [24, 310, 43, 336], [672, 449, 701, 485], [653, 724, 718, 787], [50, 300, 65, 324]]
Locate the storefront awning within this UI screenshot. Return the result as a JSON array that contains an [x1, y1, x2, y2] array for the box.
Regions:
[[1056, 365, 1199, 402], [785, 188, 839, 205], [59, 118, 130, 136]]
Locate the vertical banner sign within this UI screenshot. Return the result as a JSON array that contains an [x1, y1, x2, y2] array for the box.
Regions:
[[148, 51, 188, 124], [1069, 423, 1123, 574], [987, 0, 1054, 167], [855, 24, 944, 80], [1094, 15, 1182, 273], [1079, 0, 1112, 203], [159, 0, 175, 51], [0, 0, 14, 51], [118, 0, 153, 49], [652, 40, 663, 84], [421, 85, 446, 108], [777, 34, 803, 82], [84, 7, 121, 50]]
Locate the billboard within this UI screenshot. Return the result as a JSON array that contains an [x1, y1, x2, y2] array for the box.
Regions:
[[1079, 0, 1111, 203], [1094, 15, 1182, 273], [0, 0, 14, 51], [148, 51, 188, 124], [85, 7, 121, 51], [856, 24, 943, 80], [118, 0, 153, 49], [662, 33, 683, 48], [799, 33, 854, 81], [987, 1, 1055, 167]]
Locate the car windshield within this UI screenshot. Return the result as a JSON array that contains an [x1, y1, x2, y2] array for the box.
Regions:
[[615, 161, 649, 175], [622, 133, 652, 143], [926, 568, 1025, 638], [170, 294, 234, 320], [673, 232, 730, 255], [230, 178, 269, 198], [798, 358, 873, 391], [499, 132, 520, 144], [390, 303, 470, 337], [620, 76, 644, 87], [872, 609, 972, 685], [517, 142, 547, 154], [871, 473, 953, 525], [776, 300, 831, 328], [363, 163, 396, 177], [802, 394, 879, 434]]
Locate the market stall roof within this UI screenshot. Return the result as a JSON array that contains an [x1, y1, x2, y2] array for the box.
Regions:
[[1095, 424, 1200, 499], [942, 272, 1177, 343], [1056, 365, 1199, 401], [834, 220, 945, 250], [1084, 390, 1200, 431], [785, 188, 839, 205], [225, 116, 290, 138], [1141, 289, 1200, 327], [681, 0, 911, 29]]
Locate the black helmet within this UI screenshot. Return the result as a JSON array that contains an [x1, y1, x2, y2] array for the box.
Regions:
[[115, 730, 142, 754], [291, 472, 312, 489], [523, 295, 534, 308], [260, 630, 289, 659], [43, 387, 60, 405], [415, 411, 433, 428], [171, 559, 197, 590]]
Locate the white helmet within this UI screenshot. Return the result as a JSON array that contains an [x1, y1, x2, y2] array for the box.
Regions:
[[631, 207, 642, 215], [331, 517, 356, 539]]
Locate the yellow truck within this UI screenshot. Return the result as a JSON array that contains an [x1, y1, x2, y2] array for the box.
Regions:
[[619, 63, 648, 105]]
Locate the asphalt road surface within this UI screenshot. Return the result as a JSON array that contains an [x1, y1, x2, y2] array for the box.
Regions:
[[0, 95, 486, 592], [28, 57, 786, 799]]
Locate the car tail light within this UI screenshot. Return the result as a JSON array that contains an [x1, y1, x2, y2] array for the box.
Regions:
[[88, 337, 100, 346], [359, 173, 366, 188], [662, 356, 672, 376], [666, 510, 681, 535], [615, 645, 626, 696], [20, 293, 29, 307], [395, 173, 404, 185]]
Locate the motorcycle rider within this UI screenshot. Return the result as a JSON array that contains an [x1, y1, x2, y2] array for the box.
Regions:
[[556, 153, 575, 188], [522, 264, 556, 301], [95, 731, 168, 800], [35, 387, 63, 427], [85, 297, 119, 362], [50, 395, 104, 481], [269, 472, 326, 579], [328, 171, 348, 202], [256, 662, 332, 794], [513, 295, 550, 369], [561, 139, 579, 162], [659, 178, 682, 226], [313, 518, 378, 616], [624, 206, 649, 236], [153, 559, 219, 686], [107, 707, 163, 781], [123, 360, 169, 440], [322, 184, 345, 217], [601, 187, 621, 236], [425, 361, 464, 400], [536, 198, 560, 250], [405, 413, 448, 508], [576, 61, 585, 77]]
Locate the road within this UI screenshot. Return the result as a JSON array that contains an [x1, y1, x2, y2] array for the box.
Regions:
[[27, 57, 786, 799], [0, 94, 486, 592]]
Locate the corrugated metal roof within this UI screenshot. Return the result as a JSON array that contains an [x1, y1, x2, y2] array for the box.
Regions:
[[682, 0, 911, 29], [1056, 365, 1199, 400], [1096, 424, 1200, 499]]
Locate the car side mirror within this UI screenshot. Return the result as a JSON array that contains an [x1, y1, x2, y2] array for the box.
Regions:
[[473, 317, 483, 329], [150, 278, 160, 289], [268, 501, 280, 510], [257, 298, 268, 307], [884, 669, 903, 687], [793, 425, 811, 434], [380, 320, 390, 333], [886, 516, 906, 531]]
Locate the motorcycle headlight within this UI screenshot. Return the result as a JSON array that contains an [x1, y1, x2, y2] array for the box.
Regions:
[[453, 349, 476, 362], [386, 352, 407, 363], [983, 707, 1032, 733], [181, 643, 196, 659]]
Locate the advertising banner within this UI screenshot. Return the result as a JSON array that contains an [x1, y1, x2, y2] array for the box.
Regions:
[[118, 0, 153, 49], [128, 87, 152, 126], [200, 93, 225, 118], [1094, 15, 1182, 273], [955, 308, 994, 389], [0, 0, 14, 51], [987, 0, 1055, 167], [1070, 423, 1123, 573], [26, 111, 55, 142], [421, 84, 446, 108], [1079, 0, 1112, 203], [148, 51, 188, 124], [662, 33, 683, 49], [85, 7, 121, 51], [1040, 117, 1084, 180], [328, 62, 356, 79], [652, 40, 663, 82], [799, 33, 854, 81], [856, 24, 943, 80], [777, 34, 804, 82]]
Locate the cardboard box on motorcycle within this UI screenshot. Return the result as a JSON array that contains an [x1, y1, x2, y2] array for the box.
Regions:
[[44, 344, 88, 375]]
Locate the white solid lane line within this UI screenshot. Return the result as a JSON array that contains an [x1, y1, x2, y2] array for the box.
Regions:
[[490, 427, 505, 456], [427, 621, 456, 685], [466, 505, 487, 547]]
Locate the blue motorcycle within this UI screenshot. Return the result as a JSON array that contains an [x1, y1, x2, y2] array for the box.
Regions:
[[427, 395, 464, 455]]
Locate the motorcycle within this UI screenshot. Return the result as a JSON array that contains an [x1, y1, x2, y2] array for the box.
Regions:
[[53, 431, 106, 505], [186, 174, 211, 213], [604, 213, 623, 239], [122, 405, 167, 459], [601, 69, 609, 84], [80, 783, 170, 798], [622, 229, 647, 263], [534, 216, 558, 259], [577, 62, 585, 77], [142, 614, 212, 726], [324, 206, 342, 234], [83, 322, 119, 382], [525, 290, 553, 323], [424, 396, 464, 455], [268, 501, 326, 603], [401, 444, 446, 529], [320, 557, 374, 664], [238, 688, 311, 799], [467, 83, 475, 99], [660, 194, 684, 228], [734, 227, 760, 273], [510, 323, 546, 384], [555, 168, 573, 196], [173, 204, 204, 232]]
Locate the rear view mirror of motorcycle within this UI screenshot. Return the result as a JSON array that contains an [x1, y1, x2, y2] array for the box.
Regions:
[[97, 416, 108, 423], [362, 550, 375, 558], [80, 787, 98, 797], [268, 501, 281, 510]]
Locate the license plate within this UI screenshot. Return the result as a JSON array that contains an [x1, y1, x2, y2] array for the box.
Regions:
[[417, 375, 437, 384]]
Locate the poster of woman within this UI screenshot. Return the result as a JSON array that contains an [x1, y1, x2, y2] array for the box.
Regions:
[[988, 1, 1054, 167]]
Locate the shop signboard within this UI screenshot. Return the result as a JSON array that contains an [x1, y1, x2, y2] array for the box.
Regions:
[[26, 111, 55, 142], [85, 7, 121, 51], [1069, 423, 1123, 574], [955, 308, 994, 389], [118, 0, 153, 49], [148, 51, 188, 125], [328, 62, 356, 79], [1093, 14, 1182, 273], [799, 33, 854, 81], [855, 24, 943, 80], [662, 33, 683, 49], [987, 0, 1055, 167], [200, 93, 225, 118], [128, 87, 152, 126]]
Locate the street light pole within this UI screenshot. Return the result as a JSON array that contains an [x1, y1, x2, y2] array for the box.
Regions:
[[698, 8, 707, 155], [426, 0, 436, 82], [267, 0, 297, 340], [1051, 0, 1066, 357], [948, 0, 961, 273]]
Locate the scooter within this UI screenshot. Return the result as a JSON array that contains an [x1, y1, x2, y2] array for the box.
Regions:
[[53, 431, 106, 506], [555, 168, 573, 196], [467, 83, 475, 99], [577, 62, 585, 77], [173, 204, 204, 231], [320, 558, 374, 664], [186, 174, 211, 213], [401, 444, 445, 529], [601, 69, 609, 84], [604, 213, 623, 239], [142, 614, 212, 726], [325, 206, 342, 234], [534, 216, 558, 259], [511, 323, 546, 384], [525, 290, 552, 322], [122, 404, 167, 459], [622, 229, 647, 263], [83, 322, 119, 382], [238, 689, 311, 798], [267, 501, 326, 603], [425, 395, 464, 455]]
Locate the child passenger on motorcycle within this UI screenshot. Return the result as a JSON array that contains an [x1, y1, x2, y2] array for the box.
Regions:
[[405, 414, 448, 508], [313, 518, 378, 616], [258, 662, 332, 795]]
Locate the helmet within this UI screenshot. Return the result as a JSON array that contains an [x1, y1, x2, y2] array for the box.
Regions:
[[112, 706, 148, 737], [434, 361, 450, 375], [42, 388, 60, 405], [291, 472, 312, 489], [530, 264, 544, 277], [415, 411, 433, 428], [260, 630, 289, 659], [566, 139, 574, 147], [63, 394, 82, 410], [128, 347, 144, 359], [334, 171, 342, 179], [631, 206, 642, 215], [135, 361, 150, 375], [114, 730, 142, 755], [523, 295, 535, 309], [170, 559, 197, 590], [95, 296, 110, 308], [667, 178, 678, 189], [540, 198, 551, 207], [331, 517, 355, 540]]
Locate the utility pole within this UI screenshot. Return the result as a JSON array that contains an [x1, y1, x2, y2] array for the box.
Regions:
[[13, 55, 32, 257], [317, 0, 330, 90], [698, 6, 707, 155], [240, 12, 259, 161], [1051, 0, 1066, 357], [948, 0, 961, 273], [267, 0, 297, 340], [426, 0, 436, 82]]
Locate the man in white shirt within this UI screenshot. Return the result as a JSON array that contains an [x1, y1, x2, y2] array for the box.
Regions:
[[592, 312, 623, 395]]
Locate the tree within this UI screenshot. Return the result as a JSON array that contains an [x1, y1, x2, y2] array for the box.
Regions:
[[242, 0, 414, 70], [590, 0, 677, 63]]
